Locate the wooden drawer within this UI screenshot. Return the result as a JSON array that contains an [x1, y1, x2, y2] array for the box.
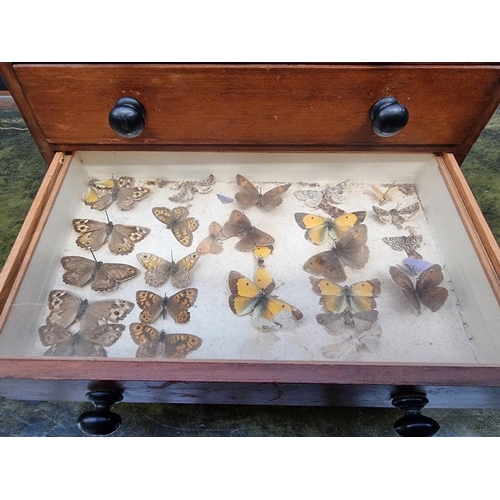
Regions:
[[1, 63, 500, 436]]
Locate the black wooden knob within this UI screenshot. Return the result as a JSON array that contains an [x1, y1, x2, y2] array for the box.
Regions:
[[392, 394, 440, 437], [108, 97, 146, 138], [370, 96, 409, 137], [77, 391, 124, 436]]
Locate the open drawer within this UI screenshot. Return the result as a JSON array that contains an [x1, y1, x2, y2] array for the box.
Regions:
[[1, 63, 499, 436]]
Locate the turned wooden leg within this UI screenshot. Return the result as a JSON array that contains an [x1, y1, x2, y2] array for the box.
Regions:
[[77, 391, 124, 436], [392, 394, 440, 437]]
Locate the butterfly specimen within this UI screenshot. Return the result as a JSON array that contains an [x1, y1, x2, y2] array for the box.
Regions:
[[72, 214, 150, 255], [61, 253, 139, 292], [320, 325, 382, 361], [234, 174, 291, 211], [152, 206, 200, 247], [196, 221, 227, 255], [317, 309, 380, 335], [217, 193, 234, 204], [169, 174, 215, 203], [135, 289, 198, 324], [389, 264, 448, 314], [222, 210, 275, 252], [371, 183, 399, 206], [294, 179, 352, 208], [382, 234, 422, 252], [253, 245, 274, 261], [372, 202, 420, 229], [303, 225, 369, 282], [43, 289, 134, 331], [228, 268, 303, 330], [310, 277, 380, 314], [129, 323, 202, 358], [38, 323, 124, 357], [403, 255, 433, 275], [294, 209, 366, 246], [136, 251, 201, 288], [84, 176, 150, 211], [83, 178, 107, 206]]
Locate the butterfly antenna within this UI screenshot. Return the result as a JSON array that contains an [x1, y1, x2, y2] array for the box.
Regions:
[[104, 208, 110, 223], [87, 246, 98, 263]]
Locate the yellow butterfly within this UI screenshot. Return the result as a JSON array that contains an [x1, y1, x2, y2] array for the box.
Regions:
[[310, 276, 380, 314], [371, 183, 399, 206], [152, 206, 200, 247], [129, 323, 202, 358], [234, 174, 291, 211], [228, 268, 303, 330], [136, 251, 201, 288], [294, 209, 366, 246], [253, 245, 274, 260]]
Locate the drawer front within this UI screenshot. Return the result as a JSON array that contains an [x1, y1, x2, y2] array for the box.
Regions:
[[13, 64, 500, 157]]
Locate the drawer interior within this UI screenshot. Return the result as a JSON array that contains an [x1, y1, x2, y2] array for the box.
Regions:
[[0, 152, 497, 364]]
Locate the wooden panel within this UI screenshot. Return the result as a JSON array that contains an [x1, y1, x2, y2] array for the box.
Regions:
[[12, 64, 500, 161]]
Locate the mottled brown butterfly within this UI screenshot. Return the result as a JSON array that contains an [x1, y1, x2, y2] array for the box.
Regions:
[[152, 206, 199, 247], [135, 289, 198, 324]]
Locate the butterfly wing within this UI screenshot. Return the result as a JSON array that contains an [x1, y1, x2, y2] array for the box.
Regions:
[[334, 225, 369, 270], [294, 213, 331, 246], [389, 266, 421, 314], [349, 279, 381, 312], [222, 210, 251, 238], [45, 290, 83, 328], [416, 264, 448, 312], [81, 299, 135, 332], [350, 310, 380, 333], [81, 323, 124, 347], [38, 323, 72, 346], [161, 333, 203, 358], [108, 224, 150, 255], [152, 207, 174, 227], [404, 256, 433, 275], [93, 262, 139, 291], [303, 250, 347, 282], [197, 221, 226, 254], [309, 277, 348, 313], [136, 290, 165, 324], [137, 252, 172, 287], [260, 183, 291, 211], [316, 312, 348, 334], [398, 202, 420, 220], [171, 252, 201, 288], [172, 217, 199, 247], [228, 271, 261, 316], [61, 256, 97, 288], [331, 211, 366, 238], [166, 288, 198, 323], [294, 189, 325, 208], [327, 180, 352, 204], [372, 206, 392, 224], [72, 219, 109, 251], [252, 296, 303, 330], [116, 185, 150, 210], [234, 174, 261, 208]]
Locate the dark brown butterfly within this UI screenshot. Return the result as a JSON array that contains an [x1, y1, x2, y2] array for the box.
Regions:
[[389, 264, 448, 314], [235, 174, 291, 211], [222, 210, 275, 252], [303, 225, 369, 282]]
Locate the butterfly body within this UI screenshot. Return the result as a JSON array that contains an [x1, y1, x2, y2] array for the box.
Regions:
[[389, 264, 448, 314], [129, 323, 202, 358], [137, 252, 200, 288], [235, 174, 291, 211], [222, 210, 275, 252], [136, 289, 198, 324], [228, 269, 302, 330], [152, 206, 199, 247], [61, 255, 139, 292], [303, 225, 369, 282], [372, 202, 420, 229], [72, 218, 150, 254], [310, 277, 380, 314], [294, 210, 366, 246]]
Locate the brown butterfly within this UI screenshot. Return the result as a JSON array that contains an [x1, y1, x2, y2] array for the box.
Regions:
[[294, 179, 352, 208], [234, 174, 291, 211], [61, 254, 139, 292], [152, 206, 200, 247], [169, 174, 215, 203], [303, 225, 369, 282], [372, 202, 420, 229], [382, 234, 422, 252], [129, 323, 202, 358], [38, 323, 124, 357], [136, 251, 201, 288], [389, 264, 448, 314], [316, 309, 380, 334], [44, 289, 134, 331], [222, 210, 275, 252], [72, 215, 150, 255], [85, 176, 150, 211], [135, 289, 198, 324], [196, 221, 228, 255]]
